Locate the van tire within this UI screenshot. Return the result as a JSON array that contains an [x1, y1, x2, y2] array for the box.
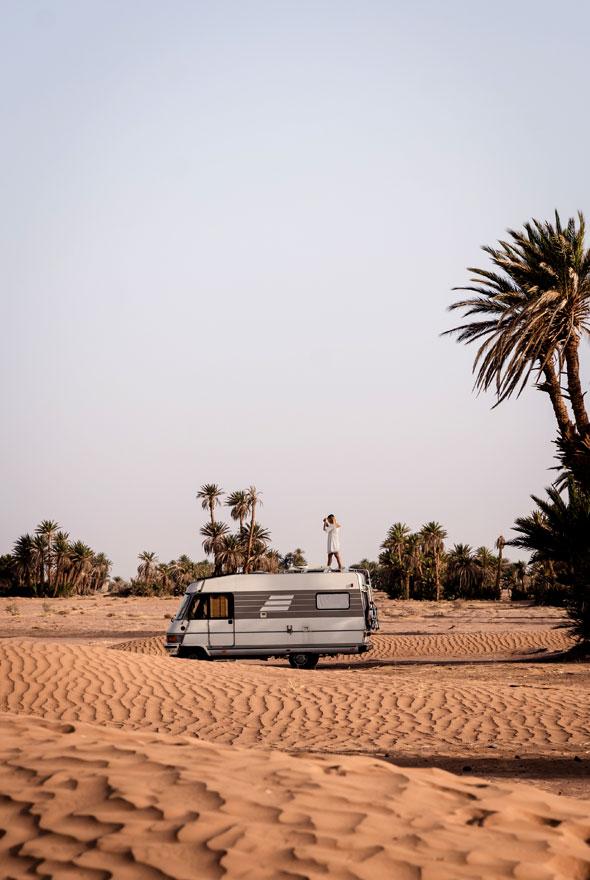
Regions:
[[288, 653, 319, 670], [178, 647, 209, 660]]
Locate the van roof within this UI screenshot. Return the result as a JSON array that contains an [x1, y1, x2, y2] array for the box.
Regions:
[[186, 569, 366, 594]]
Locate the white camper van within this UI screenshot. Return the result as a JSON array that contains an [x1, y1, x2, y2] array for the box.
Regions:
[[165, 568, 379, 669]]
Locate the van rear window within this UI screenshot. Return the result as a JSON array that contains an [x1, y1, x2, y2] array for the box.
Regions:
[[316, 592, 350, 610]]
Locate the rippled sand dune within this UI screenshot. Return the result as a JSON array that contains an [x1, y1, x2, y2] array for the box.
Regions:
[[0, 606, 588, 879], [1, 713, 589, 880], [113, 628, 574, 660], [0, 640, 587, 756]]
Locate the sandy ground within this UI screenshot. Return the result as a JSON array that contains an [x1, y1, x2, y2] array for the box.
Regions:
[[0, 594, 588, 879]]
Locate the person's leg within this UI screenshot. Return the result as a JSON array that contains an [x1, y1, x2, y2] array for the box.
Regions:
[[327, 553, 334, 569], [334, 552, 343, 572]]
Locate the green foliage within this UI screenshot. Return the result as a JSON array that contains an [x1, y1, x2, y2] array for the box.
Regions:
[[281, 548, 307, 569], [511, 481, 590, 645], [2, 522, 111, 597]]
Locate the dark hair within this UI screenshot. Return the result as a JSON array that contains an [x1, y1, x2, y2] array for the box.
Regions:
[[328, 513, 335, 519]]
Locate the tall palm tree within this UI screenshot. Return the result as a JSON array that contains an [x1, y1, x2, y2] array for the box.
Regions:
[[404, 534, 423, 600], [225, 490, 250, 531], [475, 546, 495, 589], [200, 521, 229, 575], [419, 522, 447, 600], [52, 531, 71, 596], [196, 484, 224, 525], [244, 486, 262, 572], [69, 542, 95, 594], [35, 520, 61, 594], [446, 213, 590, 461], [138, 551, 158, 584], [494, 535, 506, 595], [32, 534, 48, 592], [381, 523, 411, 566]]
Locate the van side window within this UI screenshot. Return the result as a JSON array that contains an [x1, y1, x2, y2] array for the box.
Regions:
[[316, 592, 350, 610], [189, 596, 208, 620], [209, 594, 233, 619]]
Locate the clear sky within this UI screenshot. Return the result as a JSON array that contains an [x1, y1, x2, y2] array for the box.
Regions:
[[2, 0, 589, 576]]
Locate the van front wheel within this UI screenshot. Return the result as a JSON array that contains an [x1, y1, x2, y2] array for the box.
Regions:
[[288, 653, 319, 670]]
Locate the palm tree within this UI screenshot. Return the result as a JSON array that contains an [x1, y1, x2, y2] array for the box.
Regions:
[[12, 534, 35, 592], [475, 546, 496, 590], [32, 534, 48, 592], [196, 484, 224, 525], [91, 553, 112, 592], [200, 521, 229, 575], [52, 531, 71, 596], [138, 551, 158, 584], [404, 534, 423, 600], [420, 522, 447, 600], [263, 549, 282, 573], [513, 560, 528, 596], [446, 213, 590, 465], [35, 520, 60, 594], [225, 490, 250, 531], [494, 535, 506, 595], [244, 486, 262, 572], [69, 541, 95, 594], [281, 548, 307, 569], [446, 544, 482, 597], [175, 554, 195, 590], [217, 534, 244, 574], [381, 523, 411, 566], [510, 481, 590, 645]]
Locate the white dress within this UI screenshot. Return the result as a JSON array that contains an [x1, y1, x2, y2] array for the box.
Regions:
[[325, 524, 340, 553]]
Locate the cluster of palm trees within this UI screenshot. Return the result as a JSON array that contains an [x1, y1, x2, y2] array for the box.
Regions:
[[0, 520, 111, 596], [359, 522, 508, 600], [448, 211, 590, 644], [196, 484, 298, 575], [118, 552, 213, 596]]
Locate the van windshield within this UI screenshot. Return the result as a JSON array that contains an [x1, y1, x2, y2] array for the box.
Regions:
[[174, 595, 192, 620]]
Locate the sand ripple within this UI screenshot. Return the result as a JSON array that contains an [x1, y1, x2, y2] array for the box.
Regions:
[[0, 713, 589, 880], [113, 629, 574, 661], [0, 640, 587, 757]]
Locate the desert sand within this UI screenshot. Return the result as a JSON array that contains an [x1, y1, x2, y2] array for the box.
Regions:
[[0, 594, 588, 879]]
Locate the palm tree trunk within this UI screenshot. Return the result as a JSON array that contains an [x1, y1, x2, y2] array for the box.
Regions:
[[434, 553, 440, 601], [564, 337, 590, 437], [542, 362, 575, 439], [246, 502, 256, 573], [404, 571, 410, 600], [494, 546, 504, 595], [209, 502, 215, 525]]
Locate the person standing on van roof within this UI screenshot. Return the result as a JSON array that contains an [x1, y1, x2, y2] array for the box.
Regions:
[[323, 514, 342, 571]]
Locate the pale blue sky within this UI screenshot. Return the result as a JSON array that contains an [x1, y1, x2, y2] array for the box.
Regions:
[[2, 1, 589, 575]]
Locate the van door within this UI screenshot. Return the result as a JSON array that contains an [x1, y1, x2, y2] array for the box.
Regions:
[[207, 593, 235, 647]]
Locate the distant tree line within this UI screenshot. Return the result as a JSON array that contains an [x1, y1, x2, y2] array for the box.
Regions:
[[352, 523, 518, 601], [0, 520, 111, 596]]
